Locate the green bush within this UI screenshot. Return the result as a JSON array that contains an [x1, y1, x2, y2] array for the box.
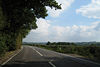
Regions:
[[0, 34, 8, 57], [95, 47, 100, 59]]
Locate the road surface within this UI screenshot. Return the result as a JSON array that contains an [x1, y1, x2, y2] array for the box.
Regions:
[[2, 45, 100, 67]]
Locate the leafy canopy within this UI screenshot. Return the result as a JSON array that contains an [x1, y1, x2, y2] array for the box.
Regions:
[[0, 0, 61, 51], [1, 0, 61, 36]]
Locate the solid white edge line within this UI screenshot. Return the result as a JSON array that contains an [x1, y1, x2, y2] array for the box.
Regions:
[[1, 46, 23, 66], [49, 62, 56, 67], [32, 48, 43, 56]]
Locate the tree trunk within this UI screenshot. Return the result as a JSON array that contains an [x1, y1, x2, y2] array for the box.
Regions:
[[16, 33, 22, 49]]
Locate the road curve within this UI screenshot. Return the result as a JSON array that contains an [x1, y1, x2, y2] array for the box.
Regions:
[[2, 45, 100, 67]]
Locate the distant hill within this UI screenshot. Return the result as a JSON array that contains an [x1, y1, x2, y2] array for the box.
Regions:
[[75, 42, 100, 46]]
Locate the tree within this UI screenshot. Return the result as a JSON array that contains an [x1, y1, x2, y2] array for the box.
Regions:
[[47, 41, 51, 45], [0, 0, 61, 50]]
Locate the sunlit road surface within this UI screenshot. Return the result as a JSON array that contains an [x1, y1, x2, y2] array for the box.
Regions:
[[2, 45, 100, 67]]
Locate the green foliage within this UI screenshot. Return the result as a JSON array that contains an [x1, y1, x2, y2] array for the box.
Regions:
[[0, 3, 8, 56], [95, 47, 100, 59], [46, 42, 77, 45], [46, 41, 51, 45], [1, 0, 61, 37], [0, 0, 61, 56], [0, 34, 8, 57], [1, 0, 61, 39], [0, 2, 4, 30]]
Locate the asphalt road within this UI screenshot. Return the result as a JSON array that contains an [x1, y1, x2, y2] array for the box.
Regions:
[[2, 45, 100, 67]]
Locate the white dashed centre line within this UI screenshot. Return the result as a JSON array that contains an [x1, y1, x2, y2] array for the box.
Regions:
[[32, 47, 56, 67], [49, 62, 56, 67], [32, 48, 43, 56]]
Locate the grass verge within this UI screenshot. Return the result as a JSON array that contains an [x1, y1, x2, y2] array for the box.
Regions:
[[0, 49, 21, 65]]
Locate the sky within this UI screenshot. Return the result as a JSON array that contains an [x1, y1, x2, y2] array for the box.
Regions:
[[23, 0, 100, 42]]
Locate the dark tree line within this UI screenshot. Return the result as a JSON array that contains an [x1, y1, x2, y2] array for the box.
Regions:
[[0, 0, 61, 56], [46, 41, 76, 45]]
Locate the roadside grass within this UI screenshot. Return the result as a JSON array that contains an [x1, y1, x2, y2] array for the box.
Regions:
[[0, 49, 20, 64], [31, 45, 100, 63]]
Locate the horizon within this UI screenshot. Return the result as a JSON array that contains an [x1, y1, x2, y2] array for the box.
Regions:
[[23, 41, 99, 43]]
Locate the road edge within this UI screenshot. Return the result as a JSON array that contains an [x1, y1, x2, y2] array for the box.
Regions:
[[1, 46, 23, 66]]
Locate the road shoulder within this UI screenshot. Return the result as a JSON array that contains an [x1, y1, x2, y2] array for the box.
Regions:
[[0, 47, 23, 66]]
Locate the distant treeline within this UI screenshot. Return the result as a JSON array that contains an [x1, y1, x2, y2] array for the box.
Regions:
[[46, 41, 99, 46], [75, 42, 100, 46], [46, 42, 76, 45]]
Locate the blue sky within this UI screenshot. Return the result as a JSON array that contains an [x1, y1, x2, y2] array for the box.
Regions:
[[46, 0, 99, 26], [23, 0, 100, 42]]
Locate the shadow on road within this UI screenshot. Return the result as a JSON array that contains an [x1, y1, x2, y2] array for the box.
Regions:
[[1, 52, 100, 67], [2, 61, 51, 67], [2, 57, 100, 67]]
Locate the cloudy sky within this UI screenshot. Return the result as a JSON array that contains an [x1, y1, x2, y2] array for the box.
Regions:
[[23, 0, 100, 42]]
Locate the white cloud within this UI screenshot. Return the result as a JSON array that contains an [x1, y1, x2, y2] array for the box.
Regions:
[[32, 18, 50, 36], [23, 18, 100, 42], [47, 0, 74, 17], [76, 0, 100, 19]]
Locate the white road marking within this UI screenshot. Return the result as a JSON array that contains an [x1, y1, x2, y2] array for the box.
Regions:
[[1, 46, 23, 65], [32, 48, 43, 56], [49, 62, 56, 67]]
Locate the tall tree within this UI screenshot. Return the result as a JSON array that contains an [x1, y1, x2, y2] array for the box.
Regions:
[[0, 0, 61, 50]]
